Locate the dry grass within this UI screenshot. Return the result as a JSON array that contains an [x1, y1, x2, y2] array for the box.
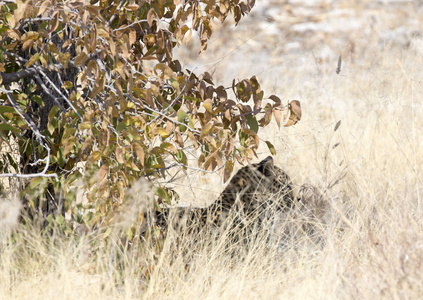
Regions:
[[2, 2, 423, 299]]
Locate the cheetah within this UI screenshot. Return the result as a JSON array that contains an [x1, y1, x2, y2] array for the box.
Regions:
[[153, 156, 295, 242]]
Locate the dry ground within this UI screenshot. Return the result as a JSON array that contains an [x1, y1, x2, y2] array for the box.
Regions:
[[2, 1, 423, 299]]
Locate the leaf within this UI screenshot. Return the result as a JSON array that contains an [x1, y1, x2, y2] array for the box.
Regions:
[[97, 165, 108, 183], [24, 53, 39, 67], [156, 128, 170, 138], [273, 109, 282, 128], [200, 121, 213, 140], [176, 149, 187, 164], [79, 122, 91, 130], [147, 8, 156, 27], [87, 151, 101, 163], [265, 141, 276, 155], [32, 95, 44, 106], [177, 110, 188, 131], [246, 115, 258, 133], [223, 160, 234, 182], [269, 95, 282, 106], [284, 100, 301, 127], [0, 123, 20, 134], [0, 106, 16, 114], [28, 177, 47, 190], [62, 81, 73, 89], [103, 227, 112, 239], [56, 214, 65, 225], [126, 4, 139, 11], [116, 147, 125, 164], [133, 143, 145, 166], [63, 136, 75, 156], [74, 52, 88, 67], [160, 142, 177, 153], [203, 99, 214, 115], [21, 31, 39, 42], [334, 120, 341, 132], [155, 187, 171, 204]]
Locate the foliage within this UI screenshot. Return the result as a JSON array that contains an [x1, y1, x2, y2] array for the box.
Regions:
[[0, 0, 300, 226]]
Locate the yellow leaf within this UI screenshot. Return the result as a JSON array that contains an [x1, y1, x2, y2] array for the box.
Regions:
[[200, 121, 213, 140], [0, 63, 5, 72], [63, 136, 75, 156], [21, 31, 39, 41], [22, 39, 34, 51], [203, 99, 214, 115], [160, 142, 177, 153], [74, 52, 88, 67], [156, 128, 170, 138], [6, 29, 21, 41]]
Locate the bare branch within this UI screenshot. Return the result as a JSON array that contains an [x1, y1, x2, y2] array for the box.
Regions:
[[37, 70, 83, 120], [34, 74, 66, 111], [0, 64, 65, 85], [145, 161, 225, 177], [0, 145, 58, 181], [3, 84, 44, 143]]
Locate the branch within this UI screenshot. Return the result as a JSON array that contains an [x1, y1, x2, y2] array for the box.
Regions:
[[145, 161, 225, 177], [0, 64, 64, 85], [37, 70, 83, 120], [1, 85, 59, 181], [3, 85, 44, 143], [0, 145, 59, 181]]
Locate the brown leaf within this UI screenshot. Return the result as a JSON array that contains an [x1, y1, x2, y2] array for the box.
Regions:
[[284, 100, 301, 127], [126, 4, 139, 11], [133, 143, 145, 166], [187, 131, 199, 149], [116, 147, 125, 164], [223, 160, 234, 182], [273, 109, 282, 128], [147, 8, 156, 27], [97, 165, 108, 184]]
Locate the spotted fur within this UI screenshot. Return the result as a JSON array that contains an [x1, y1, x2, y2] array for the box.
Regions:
[[154, 156, 295, 238]]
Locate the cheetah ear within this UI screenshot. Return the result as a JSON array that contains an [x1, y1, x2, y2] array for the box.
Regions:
[[257, 156, 275, 177]]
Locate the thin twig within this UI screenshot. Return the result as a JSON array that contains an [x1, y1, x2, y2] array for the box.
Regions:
[[37, 70, 83, 120], [4, 85, 44, 143]]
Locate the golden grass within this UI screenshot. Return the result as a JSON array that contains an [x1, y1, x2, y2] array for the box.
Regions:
[[2, 4, 423, 299]]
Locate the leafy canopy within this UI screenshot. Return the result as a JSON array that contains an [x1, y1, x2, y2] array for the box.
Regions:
[[0, 0, 301, 225]]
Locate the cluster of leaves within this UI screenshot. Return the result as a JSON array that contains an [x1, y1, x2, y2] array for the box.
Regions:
[[0, 0, 300, 226]]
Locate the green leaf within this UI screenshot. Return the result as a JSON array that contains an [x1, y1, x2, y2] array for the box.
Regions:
[[116, 121, 127, 132], [0, 106, 15, 114], [246, 115, 258, 133], [28, 177, 47, 190], [265, 141, 276, 155], [155, 187, 171, 204], [177, 110, 188, 131], [56, 214, 65, 225], [0, 123, 20, 134], [176, 149, 187, 164], [32, 95, 44, 106]]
